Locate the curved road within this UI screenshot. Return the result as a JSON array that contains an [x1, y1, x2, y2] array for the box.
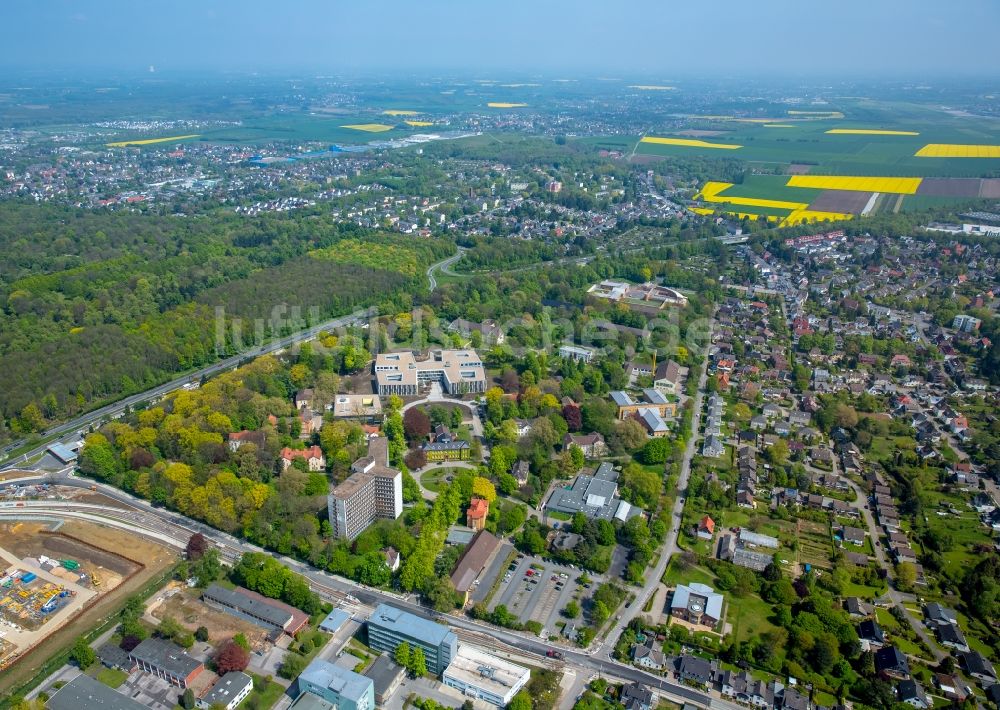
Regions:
[[426, 247, 465, 291], [2, 249, 466, 471]]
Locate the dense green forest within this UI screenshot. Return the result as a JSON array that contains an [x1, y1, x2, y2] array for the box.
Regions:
[[0, 202, 451, 437]]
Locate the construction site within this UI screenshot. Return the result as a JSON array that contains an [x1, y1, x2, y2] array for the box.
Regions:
[[0, 516, 177, 694]]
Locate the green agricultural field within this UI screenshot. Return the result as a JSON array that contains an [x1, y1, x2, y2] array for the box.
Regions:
[[193, 114, 420, 145], [625, 98, 1000, 218]]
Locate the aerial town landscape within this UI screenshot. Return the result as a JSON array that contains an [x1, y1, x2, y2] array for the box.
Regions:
[[1, 2, 1000, 710]]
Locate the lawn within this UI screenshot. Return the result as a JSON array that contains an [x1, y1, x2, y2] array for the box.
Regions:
[[662, 561, 716, 588], [727, 592, 781, 647], [841, 581, 886, 599], [239, 673, 287, 709], [420, 467, 465, 493], [95, 667, 128, 688], [876, 607, 902, 632]]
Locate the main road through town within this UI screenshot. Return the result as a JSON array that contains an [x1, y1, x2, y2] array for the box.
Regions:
[[1, 463, 739, 710]]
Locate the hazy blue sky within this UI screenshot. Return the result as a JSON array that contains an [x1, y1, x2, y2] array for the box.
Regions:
[[4, 0, 998, 77]]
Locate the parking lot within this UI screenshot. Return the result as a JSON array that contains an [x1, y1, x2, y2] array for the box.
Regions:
[[488, 555, 590, 634]]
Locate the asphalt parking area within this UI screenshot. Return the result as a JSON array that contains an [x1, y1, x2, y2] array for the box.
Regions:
[[488, 554, 592, 633]]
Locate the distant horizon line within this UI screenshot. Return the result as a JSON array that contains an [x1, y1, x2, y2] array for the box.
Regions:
[[0, 67, 998, 85]]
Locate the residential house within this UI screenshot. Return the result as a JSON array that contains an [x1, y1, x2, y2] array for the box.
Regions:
[[621, 683, 654, 710], [841, 526, 865, 546], [676, 655, 715, 686], [512, 460, 530, 486], [280, 446, 326, 472], [563, 432, 607, 458], [934, 674, 971, 702], [858, 619, 885, 646], [697, 516, 715, 540], [632, 636, 666, 671], [875, 646, 910, 680], [654, 360, 682, 394], [702, 435, 724, 458], [961, 651, 997, 685], [845, 598, 874, 618], [897, 679, 929, 709], [228, 430, 265, 452]]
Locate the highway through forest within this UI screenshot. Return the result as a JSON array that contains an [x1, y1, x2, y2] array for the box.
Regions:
[[1, 249, 467, 471]]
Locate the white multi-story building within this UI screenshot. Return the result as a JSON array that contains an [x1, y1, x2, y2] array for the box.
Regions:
[[952, 314, 982, 333], [328, 437, 402, 540], [374, 349, 486, 396], [442, 645, 530, 707]]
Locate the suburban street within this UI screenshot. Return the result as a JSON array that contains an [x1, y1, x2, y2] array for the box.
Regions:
[[843, 477, 946, 663], [597, 319, 713, 653]]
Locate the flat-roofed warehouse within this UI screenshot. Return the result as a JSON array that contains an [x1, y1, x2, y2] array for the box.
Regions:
[[47, 673, 147, 710], [442, 644, 531, 707]]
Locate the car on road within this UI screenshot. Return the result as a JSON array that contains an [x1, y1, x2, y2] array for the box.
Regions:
[[546, 649, 564, 660]]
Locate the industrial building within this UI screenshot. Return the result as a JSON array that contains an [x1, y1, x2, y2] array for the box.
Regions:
[[203, 583, 309, 637], [297, 659, 375, 710], [366, 604, 457, 675], [442, 645, 531, 707], [328, 437, 403, 540], [373, 349, 486, 396]]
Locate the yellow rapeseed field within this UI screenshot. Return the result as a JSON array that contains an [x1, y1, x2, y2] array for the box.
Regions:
[[404, 120, 434, 127], [826, 128, 919, 136], [106, 134, 200, 147], [786, 175, 923, 194], [781, 209, 853, 227], [641, 137, 742, 150], [341, 123, 395, 133], [487, 102, 528, 108], [915, 144, 1000, 158], [383, 110, 419, 116], [696, 181, 808, 210]]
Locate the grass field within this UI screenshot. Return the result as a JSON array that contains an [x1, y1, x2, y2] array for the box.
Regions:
[[94, 667, 128, 688]]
